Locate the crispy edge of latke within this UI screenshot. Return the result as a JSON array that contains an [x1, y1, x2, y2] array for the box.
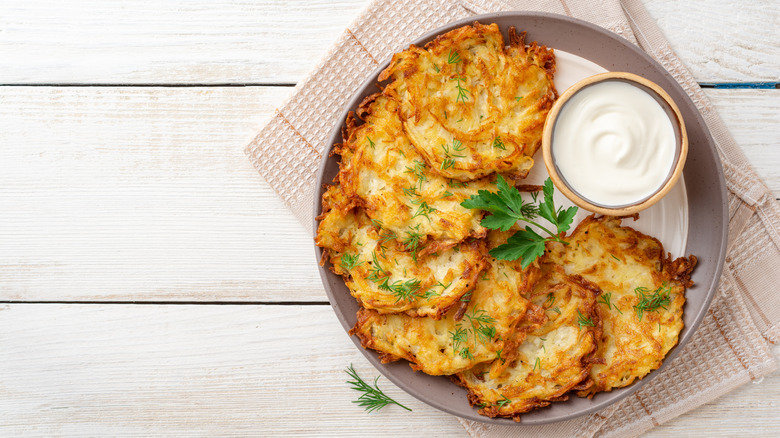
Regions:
[[569, 215, 698, 290]]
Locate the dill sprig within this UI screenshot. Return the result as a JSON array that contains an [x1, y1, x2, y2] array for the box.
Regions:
[[450, 326, 469, 358], [340, 253, 362, 271], [447, 49, 461, 64], [577, 310, 595, 329], [367, 251, 390, 287], [448, 179, 467, 189], [496, 395, 512, 407], [401, 224, 425, 261], [598, 292, 623, 314], [452, 77, 470, 103], [367, 251, 424, 302], [404, 159, 427, 192], [440, 139, 466, 170], [345, 364, 412, 413], [633, 284, 672, 321], [465, 308, 497, 344], [492, 136, 506, 151], [402, 186, 420, 198], [386, 278, 423, 303], [450, 308, 497, 359], [411, 199, 437, 222]]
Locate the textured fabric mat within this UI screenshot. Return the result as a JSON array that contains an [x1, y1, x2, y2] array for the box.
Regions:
[[245, 0, 780, 436]]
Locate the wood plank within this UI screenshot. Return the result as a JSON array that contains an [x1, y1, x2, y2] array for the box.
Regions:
[[1, 0, 777, 84], [0, 303, 777, 436], [0, 87, 777, 303], [644, 0, 780, 83], [0, 86, 324, 302], [0, 0, 366, 84], [0, 303, 467, 436], [707, 89, 780, 194]]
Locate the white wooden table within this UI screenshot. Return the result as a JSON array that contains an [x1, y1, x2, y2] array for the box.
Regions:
[[1, 1, 778, 436]]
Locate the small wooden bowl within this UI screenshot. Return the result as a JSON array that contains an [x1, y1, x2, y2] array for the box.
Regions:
[[542, 72, 688, 216]]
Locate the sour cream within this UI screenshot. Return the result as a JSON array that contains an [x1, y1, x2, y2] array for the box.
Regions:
[[551, 80, 677, 207]]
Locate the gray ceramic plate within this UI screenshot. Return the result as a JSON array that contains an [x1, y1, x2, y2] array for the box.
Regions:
[[313, 12, 727, 425]]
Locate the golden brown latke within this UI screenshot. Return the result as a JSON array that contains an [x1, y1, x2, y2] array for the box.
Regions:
[[334, 93, 496, 248], [315, 184, 486, 319], [349, 230, 542, 376], [453, 265, 601, 420], [546, 215, 696, 396], [380, 22, 556, 181]]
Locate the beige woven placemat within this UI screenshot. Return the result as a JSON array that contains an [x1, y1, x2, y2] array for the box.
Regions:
[[245, 0, 780, 436]]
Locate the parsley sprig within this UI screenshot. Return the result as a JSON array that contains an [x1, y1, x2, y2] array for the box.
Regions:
[[345, 364, 412, 413], [461, 176, 578, 268]]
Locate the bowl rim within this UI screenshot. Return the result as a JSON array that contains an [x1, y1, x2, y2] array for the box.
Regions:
[[542, 71, 689, 216], [312, 11, 727, 426]]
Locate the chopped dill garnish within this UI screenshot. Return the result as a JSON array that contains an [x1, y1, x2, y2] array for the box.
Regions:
[[410, 200, 437, 221], [440, 139, 466, 170], [340, 253, 362, 271], [633, 283, 672, 321], [452, 77, 470, 103], [447, 49, 462, 64], [402, 186, 420, 198], [496, 395, 512, 407], [401, 224, 424, 261], [598, 292, 623, 314], [448, 179, 466, 189], [577, 310, 595, 329]]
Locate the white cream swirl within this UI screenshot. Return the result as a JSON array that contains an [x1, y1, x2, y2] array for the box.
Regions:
[[552, 80, 676, 207]]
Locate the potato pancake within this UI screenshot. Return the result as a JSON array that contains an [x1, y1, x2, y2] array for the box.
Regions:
[[316, 184, 487, 318], [546, 215, 696, 396], [380, 22, 556, 181], [453, 266, 600, 420], [336, 93, 496, 248], [350, 230, 542, 376]]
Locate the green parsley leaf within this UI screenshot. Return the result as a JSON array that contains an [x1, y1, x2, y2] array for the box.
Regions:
[[538, 178, 578, 234], [461, 176, 577, 268], [489, 227, 547, 269]]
